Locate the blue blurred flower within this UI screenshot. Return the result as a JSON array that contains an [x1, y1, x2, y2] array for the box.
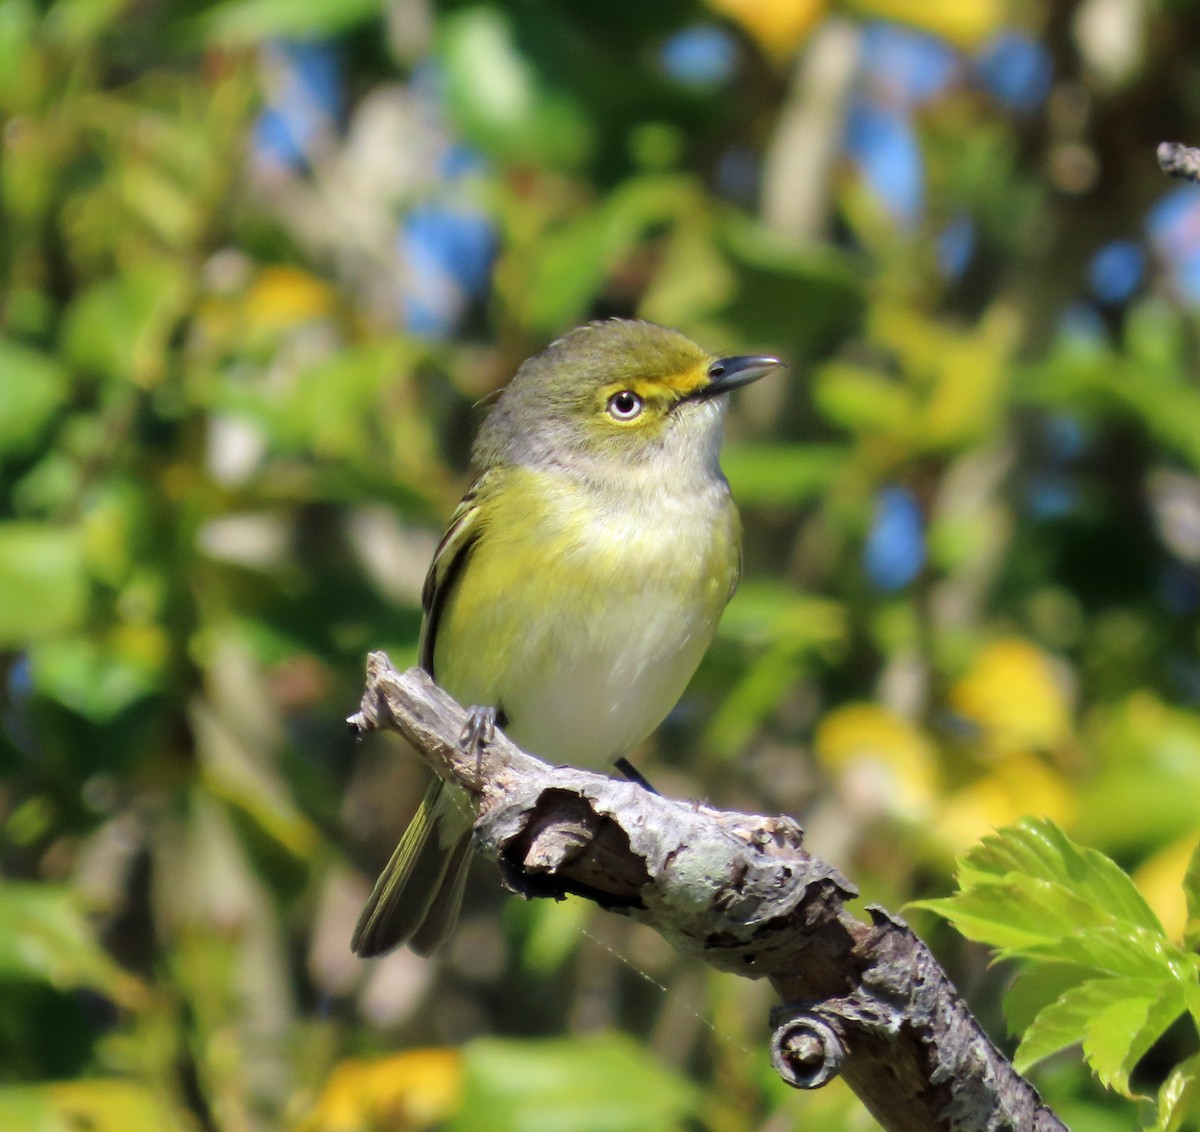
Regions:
[[975, 32, 1052, 113], [660, 24, 738, 88], [1147, 185, 1200, 303], [714, 147, 758, 205], [864, 486, 926, 591], [1161, 565, 1200, 616], [1088, 240, 1144, 305], [409, 57, 445, 105], [253, 41, 343, 170], [938, 214, 975, 278], [3, 654, 36, 758], [399, 203, 497, 337], [440, 144, 489, 180], [861, 23, 958, 106], [845, 102, 924, 224], [1025, 477, 1077, 519], [1043, 413, 1086, 464], [1169, 656, 1200, 702]]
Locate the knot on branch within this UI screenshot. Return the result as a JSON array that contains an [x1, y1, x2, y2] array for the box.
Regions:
[[769, 1005, 845, 1090]]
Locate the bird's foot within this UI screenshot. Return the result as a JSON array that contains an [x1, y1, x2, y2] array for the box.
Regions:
[[460, 706, 501, 788]]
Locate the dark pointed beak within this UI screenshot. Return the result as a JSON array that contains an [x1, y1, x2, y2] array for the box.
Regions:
[[689, 355, 785, 402]]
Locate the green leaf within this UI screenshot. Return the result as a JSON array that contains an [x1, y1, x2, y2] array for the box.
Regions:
[[716, 215, 864, 360], [43, 0, 129, 46], [1156, 1051, 1200, 1132], [705, 638, 810, 758], [718, 583, 845, 650], [639, 224, 735, 327], [229, 338, 425, 465], [451, 1034, 696, 1132], [1124, 298, 1184, 375], [1017, 926, 1189, 980], [1077, 700, 1200, 856], [517, 211, 611, 334], [928, 822, 1198, 1106], [1083, 980, 1186, 1097], [60, 264, 186, 386], [0, 1086, 58, 1132], [813, 363, 912, 436], [957, 818, 1164, 935], [1016, 977, 1186, 1096], [0, 340, 69, 459], [440, 7, 593, 169], [913, 879, 1116, 954], [515, 895, 593, 974], [722, 443, 844, 507], [193, 699, 320, 862], [0, 523, 88, 645], [0, 0, 38, 105], [1052, 1100, 1140, 1132], [1004, 962, 1099, 1036], [0, 1081, 189, 1132], [1013, 977, 1097, 1071], [199, 0, 379, 40], [30, 633, 164, 723], [0, 885, 135, 1003], [706, 587, 844, 755], [522, 176, 696, 332]]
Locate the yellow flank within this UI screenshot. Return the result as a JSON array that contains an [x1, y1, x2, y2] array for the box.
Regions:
[[434, 462, 740, 765]]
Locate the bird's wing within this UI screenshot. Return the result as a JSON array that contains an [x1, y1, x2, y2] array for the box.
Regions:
[[418, 472, 490, 677]]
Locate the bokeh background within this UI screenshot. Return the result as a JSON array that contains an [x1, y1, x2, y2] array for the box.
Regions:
[[4, 0, 1200, 1128]]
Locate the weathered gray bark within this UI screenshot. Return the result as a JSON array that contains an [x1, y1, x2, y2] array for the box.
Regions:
[[349, 652, 1067, 1132]]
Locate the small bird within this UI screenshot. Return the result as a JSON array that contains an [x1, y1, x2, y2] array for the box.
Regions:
[[352, 319, 782, 957]]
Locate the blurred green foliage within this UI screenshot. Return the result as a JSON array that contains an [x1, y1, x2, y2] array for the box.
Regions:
[[5, 0, 1200, 1128]]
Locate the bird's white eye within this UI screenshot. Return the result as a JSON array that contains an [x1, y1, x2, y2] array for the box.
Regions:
[[607, 390, 643, 421]]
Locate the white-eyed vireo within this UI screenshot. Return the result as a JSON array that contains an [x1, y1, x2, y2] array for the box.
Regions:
[[352, 319, 782, 956]]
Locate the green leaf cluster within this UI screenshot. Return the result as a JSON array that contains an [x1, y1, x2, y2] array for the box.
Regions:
[[917, 818, 1200, 1129]]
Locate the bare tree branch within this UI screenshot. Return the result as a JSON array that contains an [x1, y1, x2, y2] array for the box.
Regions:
[[349, 653, 1067, 1132]]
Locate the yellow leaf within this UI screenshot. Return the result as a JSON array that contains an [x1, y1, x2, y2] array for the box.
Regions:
[[871, 304, 1017, 451], [243, 266, 336, 331], [920, 312, 1015, 450], [707, 0, 828, 56], [41, 1081, 190, 1132], [1133, 835, 1196, 944], [815, 703, 938, 817], [847, 0, 1003, 48], [300, 1049, 462, 1132], [950, 639, 1073, 755], [935, 754, 1076, 852]]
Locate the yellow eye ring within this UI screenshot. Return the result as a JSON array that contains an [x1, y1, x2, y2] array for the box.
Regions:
[[607, 390, 643, 421]]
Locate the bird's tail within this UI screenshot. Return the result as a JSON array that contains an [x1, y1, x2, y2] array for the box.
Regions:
[[351, 778, 473, 958]]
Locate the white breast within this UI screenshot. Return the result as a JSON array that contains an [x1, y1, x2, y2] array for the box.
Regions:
[[499, 485, 736, 767], [504, 587, 715, 765]]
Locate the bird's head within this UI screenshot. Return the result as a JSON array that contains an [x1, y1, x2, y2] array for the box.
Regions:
[[476, 320, 783, 477]]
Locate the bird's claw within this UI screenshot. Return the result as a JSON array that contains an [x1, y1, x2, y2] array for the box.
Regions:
[[460, 706, 497, 788], [460, 705, 496, 753]]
